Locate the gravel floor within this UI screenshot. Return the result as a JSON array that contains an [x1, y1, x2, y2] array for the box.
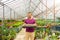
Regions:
[[14, 28, 60, 40], [14, 28, 25, 40]]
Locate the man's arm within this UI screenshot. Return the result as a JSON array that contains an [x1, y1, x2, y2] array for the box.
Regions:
[[23, 23, 37, 26], [29, 23, 37, 26]]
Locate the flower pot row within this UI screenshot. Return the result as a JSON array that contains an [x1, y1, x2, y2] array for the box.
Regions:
[[0, 25, 23, 40]]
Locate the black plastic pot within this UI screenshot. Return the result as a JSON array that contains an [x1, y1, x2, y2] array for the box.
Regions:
[[10, 38, 14, 40], [0, 34, 2, 40]]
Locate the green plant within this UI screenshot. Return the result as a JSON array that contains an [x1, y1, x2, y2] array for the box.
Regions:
[[9, 28, 16, 39], [36, 19, 53, 26], [0, 20, 2, 22], [0, 26, 9, 40], [57, 17, 60, 23], [35, 27, 46, 39], [0, 26, 2, 40], [50, 34, 58, 40], [0, 25, 22, 40], [6, 20, 15, 22], [0, 20, 23, 40], [12, 21, 23, 27], [36, 20, 46, 26], [35, 27, 52, 39]]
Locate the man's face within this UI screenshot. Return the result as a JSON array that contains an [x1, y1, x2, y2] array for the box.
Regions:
[[27, 13, 32, 18]]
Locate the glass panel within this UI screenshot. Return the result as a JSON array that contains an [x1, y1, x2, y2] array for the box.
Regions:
[[0, 0, 60, 19], [0, 6, 3, 20], [1, 0, 8, 2], [4, 6, 10, 19]]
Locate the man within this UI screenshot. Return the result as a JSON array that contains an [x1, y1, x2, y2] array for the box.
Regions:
[[24, 12, 37, 40]]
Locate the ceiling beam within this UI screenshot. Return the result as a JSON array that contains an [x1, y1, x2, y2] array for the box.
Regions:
[[0, 2, 19, 17], [0, 2, 4, 6], [31, 0, 41, 13], [3, 0, 15, 4], [40, 0, 53, 13], [1, 0, 9, 3]]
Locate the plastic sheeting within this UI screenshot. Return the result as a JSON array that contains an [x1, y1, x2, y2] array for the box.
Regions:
[[0, 0, 60, 19]]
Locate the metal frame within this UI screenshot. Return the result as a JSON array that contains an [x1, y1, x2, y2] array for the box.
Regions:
[[31, 0, 57, 21], [10, 8, 12, 19], [0, 2, 16, 13], [29, 0, 31, 11], [0, 1, 19, 26], [46, 0, 47, 19], [2, 4, 4, 26], [4, 0, 14, 4], [53, 0, 56, 22], [14, 11, 15, 20], [0, 0, 60, 21], [4, 0, 18, 6], [0, 2, 4, 6], [30, 0, 53, 18], [31, 0, 41, 13], [1, 0, 9, 3]]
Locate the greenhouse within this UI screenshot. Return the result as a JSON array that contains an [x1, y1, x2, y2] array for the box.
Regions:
[[0, 0, 60, 40]]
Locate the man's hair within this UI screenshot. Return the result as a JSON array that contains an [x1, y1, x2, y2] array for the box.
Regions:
[[28, 12, 32, 13], [28, 12, 32, 15]]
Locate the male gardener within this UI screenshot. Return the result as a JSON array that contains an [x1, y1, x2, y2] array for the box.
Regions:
[[24, 12, 37, 40]]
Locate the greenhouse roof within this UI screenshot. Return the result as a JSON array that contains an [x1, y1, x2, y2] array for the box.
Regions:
[[0, 0, 60, 19]]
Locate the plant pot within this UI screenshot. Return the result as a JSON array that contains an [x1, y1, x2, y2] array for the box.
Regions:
[[0, 34, 2, 40], [10, 38, 14, 40]]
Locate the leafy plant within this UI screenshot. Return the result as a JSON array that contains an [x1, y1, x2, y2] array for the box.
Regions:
[[0, 20, 2, 22], [12, 21, 23, 27], [0, 25, 22, 40], [36, 19, 53, 26], [36, 20, 46, 26], [50, 34, 58, 40], [9, 28, 16, 39]]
